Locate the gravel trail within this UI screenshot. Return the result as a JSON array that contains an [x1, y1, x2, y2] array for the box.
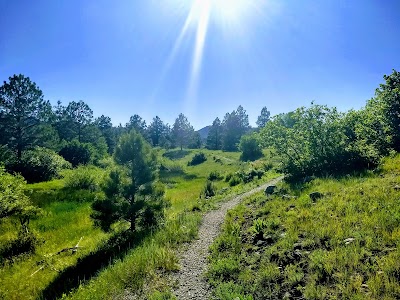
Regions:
[[173, 176, 283, 300]]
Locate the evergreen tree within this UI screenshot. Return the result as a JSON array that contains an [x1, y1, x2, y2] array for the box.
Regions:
[[221, 106, 250, 151], [206, 117, 222, 150], [126, 114, 147, 137], [91, 130, 168, 231], [54, 100, 93, 142], [95, 115, 116, 154], [172, 113, 195, 150], [0, 74, 53, 159], [147, 116, 168, 147], [256, 106, 271, 128]]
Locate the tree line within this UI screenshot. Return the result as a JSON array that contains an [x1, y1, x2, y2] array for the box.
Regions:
[[0, 74, 271, 170]]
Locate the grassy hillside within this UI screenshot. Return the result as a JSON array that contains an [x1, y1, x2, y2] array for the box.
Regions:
[[0, 149, 278, 299], [207, 155, 400, 300]]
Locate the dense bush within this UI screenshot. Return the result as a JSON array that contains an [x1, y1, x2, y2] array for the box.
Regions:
[[64, 166, 103, 191], [229, 174, 242, 186], [201, 180, 216, 198], [239, 134, 263, 161], [187, 152, 207, 166], [6, 147, 71, 183], [208, 171, 223, 181], [0, 167, 41, 258], [59, 140, 94, 167], [260, 105, 369, 181]]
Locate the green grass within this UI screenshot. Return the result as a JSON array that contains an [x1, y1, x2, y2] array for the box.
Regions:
[[0, 148, 278, 299], [207, 155, 400, 300]]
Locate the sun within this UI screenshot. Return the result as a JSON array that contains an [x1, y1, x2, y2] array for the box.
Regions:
[[157, 0, 263, 111]]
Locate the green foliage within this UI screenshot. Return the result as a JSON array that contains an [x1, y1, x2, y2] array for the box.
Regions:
[[206, 117, 223, 150], [208, 171, 223, 181], [0, 167, 41, 232], [54, 100, 93, 142], [0, 74, 53, 159], [239, 134, 263, 161], [92, 130, 168, 232], [94, 115, 117, 154], [188, 152, 207, 166], [229, 174, 242, 186], [172, 113, 195, 150], [59, 140, 94, 167], [375, 69, 400, 150], [147, 116, 171, 147], [0, 231, 41, 263], [256, 106, 270, 129], [207, 156, 400, 299], [64, 165, 103, 191], [222, 105, 251, 151], [260, 104, 368, 181], [6, 147, 71, 183], [202, 180, 216, 198]]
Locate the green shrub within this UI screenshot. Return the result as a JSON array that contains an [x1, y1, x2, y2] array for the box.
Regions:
[[6, 147, 71, 183], [208, 171, 223, 181], [207, 257, 240, 282], [239, 134, 263, 161], [187, 152, 207, 166], [59, 140, 94, 167], [64, 166, 102, 191], [214, 282, 254, 300], [229, 175, 242, 186], [225, 172, 233, 182], [202, 180, 216, 198]]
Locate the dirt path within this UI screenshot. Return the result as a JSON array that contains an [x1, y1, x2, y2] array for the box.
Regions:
[[172, 176, 284, 300]]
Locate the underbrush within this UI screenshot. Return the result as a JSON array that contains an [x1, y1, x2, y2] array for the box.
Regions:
[[207, 155, 400, 299]]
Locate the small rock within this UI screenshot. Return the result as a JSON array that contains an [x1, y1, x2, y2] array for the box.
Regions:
[[265, 185, 276, 195], [256, 240, 265, 246], [394, 185, 400, 191], [283, 291, 291, 299], [344, 237, 355, 245], [282, 194, 297, 200], [309, 191, 323, 201]]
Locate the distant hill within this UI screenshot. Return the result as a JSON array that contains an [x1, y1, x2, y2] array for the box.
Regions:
[[197, 125, 211, 140]]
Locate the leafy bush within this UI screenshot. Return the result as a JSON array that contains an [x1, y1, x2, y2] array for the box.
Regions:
[[239, 134, 263, 161], [229, 175, 242, 186], [260, 104, 370, 182], [64, 165, 103, 191], [202, 180, 216, 198], [225, 172, 233, 182], [187, 152, 207, 166], [0, 167, 41, 255], [59, 140, 94, 167], [208, 171, 223, 181], [6, 147, 71, 183]]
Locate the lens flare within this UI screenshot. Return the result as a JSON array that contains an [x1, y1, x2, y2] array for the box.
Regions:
[[155, 0, 269, 111]]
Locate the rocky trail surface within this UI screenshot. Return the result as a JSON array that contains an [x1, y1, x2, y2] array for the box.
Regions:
[[173, 176, 284, 299]]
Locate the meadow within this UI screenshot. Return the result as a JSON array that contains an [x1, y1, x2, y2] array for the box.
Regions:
[[0, 149, 278, 299], [206, 154, 400, 300]]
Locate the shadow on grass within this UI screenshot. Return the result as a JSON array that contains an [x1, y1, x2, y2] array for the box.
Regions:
[[160, 167, 198, 184], [163, 149, 192, 160], [40, 230, 148, 300]]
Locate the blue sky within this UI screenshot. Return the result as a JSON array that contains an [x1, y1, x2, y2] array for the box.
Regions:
[[1, 0, 399, 129]]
